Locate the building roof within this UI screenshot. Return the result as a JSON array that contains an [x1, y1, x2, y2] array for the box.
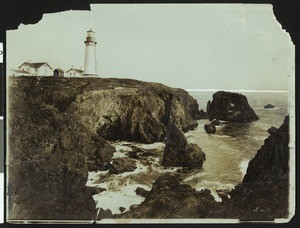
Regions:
[[19, 62, 53, 69], [11, 69, 30, 74], [66, 68, 83, 73]]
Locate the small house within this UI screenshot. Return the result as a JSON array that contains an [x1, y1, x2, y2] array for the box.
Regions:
[[66, 68, 83, 77]]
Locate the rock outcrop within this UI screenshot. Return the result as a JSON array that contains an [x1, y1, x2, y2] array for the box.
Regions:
[[206, 91, 259, 123], [162, 123, 206, 169], [243, 116, 289, 185], [121, 174, 219, 218], [109, 158, 137, 174]]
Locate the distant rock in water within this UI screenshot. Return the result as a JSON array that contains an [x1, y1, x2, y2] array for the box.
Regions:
[[162, 123, 206, 169], [264, 104, 275, 109], [243, 116, 289, 185], [206, 91, 259, 123], [204, 123, 216, 134]]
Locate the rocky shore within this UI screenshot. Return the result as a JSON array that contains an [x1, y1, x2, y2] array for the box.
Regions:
[[7, 76, 201, 220], [121, 116, 290, 220], [7, 76, 289, 221]]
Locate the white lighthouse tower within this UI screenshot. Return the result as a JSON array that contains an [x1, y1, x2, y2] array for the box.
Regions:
[[83, 29, 98, 76]]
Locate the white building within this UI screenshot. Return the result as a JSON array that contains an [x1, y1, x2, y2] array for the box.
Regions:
[[10, 69, 31, 76], [11, 62, 53, 76], [66, 68, 83, 77]]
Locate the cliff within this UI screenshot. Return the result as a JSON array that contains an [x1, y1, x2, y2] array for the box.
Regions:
[[242, 116, 289, 184], [226, 116, 290, 220], [7, 76, 201, 220]]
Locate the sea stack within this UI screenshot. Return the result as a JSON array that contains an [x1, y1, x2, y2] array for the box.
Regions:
[[83, 29, 98, 76], [206, 91, 259, 123]]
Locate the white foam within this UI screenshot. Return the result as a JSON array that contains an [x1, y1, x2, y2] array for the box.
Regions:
[[135, 142, 165, 150], [239, 160, 249, 177], [92, 183, 151, 214]]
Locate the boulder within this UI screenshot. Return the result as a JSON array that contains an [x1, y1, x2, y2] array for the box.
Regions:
[[97, 208, 113, 219], [267, 126, 278, 135], [109, 158, 137, 174], [162, 123, 206, 169], [206, 91, 259, 123], [204, 123, 216, 134], [119, 207, 126, 213], [86, 186, 106, 195], [211, 119, 221, 126], [135, 187, 150, 198], [129, 204, 139, 211], [128, 146, 156, 159], [264, 104, 275, 109]]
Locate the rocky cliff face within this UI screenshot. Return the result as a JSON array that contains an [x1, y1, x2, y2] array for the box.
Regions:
[[18, 77, 199, 144], [225, 116, 290, 220], [7, 76, 201, 220], [8, 97, 100, 219], [243, 116, 289, 185], [68, 88, 199, 144], [207, 91, 259, 123]]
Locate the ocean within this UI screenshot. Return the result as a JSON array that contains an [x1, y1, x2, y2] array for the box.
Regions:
[[86, 91, 289, 214]]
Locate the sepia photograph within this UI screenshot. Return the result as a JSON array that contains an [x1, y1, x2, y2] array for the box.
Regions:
[[5, 3, 295, 223]]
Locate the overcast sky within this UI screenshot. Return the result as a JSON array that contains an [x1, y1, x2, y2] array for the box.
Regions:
[[7, 4, 294, 91]]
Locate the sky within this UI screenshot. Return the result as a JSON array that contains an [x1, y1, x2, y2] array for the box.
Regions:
[[7, 4, 294, 91]]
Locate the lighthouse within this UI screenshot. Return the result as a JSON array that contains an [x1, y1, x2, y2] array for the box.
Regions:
[[83, 29, 98, 76]]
